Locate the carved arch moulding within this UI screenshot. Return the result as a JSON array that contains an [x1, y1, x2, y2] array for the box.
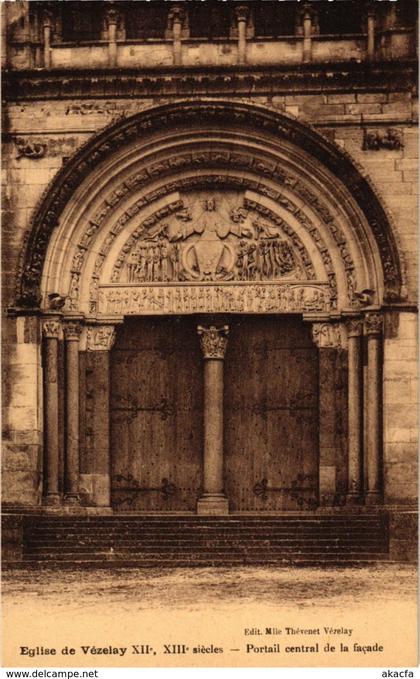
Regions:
[[15, 101, 404, 317]]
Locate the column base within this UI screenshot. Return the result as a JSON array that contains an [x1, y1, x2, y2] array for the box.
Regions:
[[196, 495, 229, 515], [365, 491, 383, 505], [43, 493, 61, 507], [63, 493, 80, 506]]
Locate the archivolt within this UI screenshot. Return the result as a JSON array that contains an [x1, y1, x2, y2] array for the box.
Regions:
[[17, 100, 404, 311]]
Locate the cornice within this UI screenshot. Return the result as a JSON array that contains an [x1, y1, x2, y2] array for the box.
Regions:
[[3, 60, 418, 102]]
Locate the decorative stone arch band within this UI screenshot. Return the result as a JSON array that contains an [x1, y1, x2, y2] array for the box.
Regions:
[[16, 101, 404, 313]]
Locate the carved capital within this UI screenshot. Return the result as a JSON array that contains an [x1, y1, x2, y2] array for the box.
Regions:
[[197, 325, 229, 359], [42, 9, 53, 28], [86, 325, 116, 351], [346, 318, 364, 338], [364, 312, 383, 336], [364, 2, 376, 19], [234, 5, 250, 23], [105, 7, 120, 26], [168, 5, 187, 27], [312, 323, 343, 349], [43, 320, 61, 339], [64, 322, 82, 341], [298, 1, 318, 21]]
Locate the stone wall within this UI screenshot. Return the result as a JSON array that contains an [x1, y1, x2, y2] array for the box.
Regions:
[[2, 67, 418, 508]]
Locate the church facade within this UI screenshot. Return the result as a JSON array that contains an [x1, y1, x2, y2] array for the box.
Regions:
[[2, 0, 418, 562]]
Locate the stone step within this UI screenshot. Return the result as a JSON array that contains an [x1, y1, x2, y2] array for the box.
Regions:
[[19, 513, 389, 567], [7, 558, 391, 570], [22, 551, 390, 563], [26, 523, 385, 532], [26, 544, 387, 558], [26, 517, 383, 530], [26, 533, 385, 544], [27, 538, 386, 548]]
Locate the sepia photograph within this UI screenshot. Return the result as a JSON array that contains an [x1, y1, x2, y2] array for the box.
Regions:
[[1, 0, 418, 673]]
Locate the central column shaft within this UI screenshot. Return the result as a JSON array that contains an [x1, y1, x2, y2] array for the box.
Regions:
[[197, 325, 229, 515], [203, 359, 224, 495]]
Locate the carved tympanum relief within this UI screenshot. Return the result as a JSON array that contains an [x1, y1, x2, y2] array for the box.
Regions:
[[121, 192, 304, 285]]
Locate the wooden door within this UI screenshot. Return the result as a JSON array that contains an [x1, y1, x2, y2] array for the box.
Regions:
[[110, 317, 203, 511], [224, 316, 319, 511]]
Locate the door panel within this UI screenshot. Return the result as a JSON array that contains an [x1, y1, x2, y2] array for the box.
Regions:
[[110, 317, 203, 511], [224, 316, 319, 511]]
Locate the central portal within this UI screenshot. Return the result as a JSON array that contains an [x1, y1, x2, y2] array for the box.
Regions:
[[110, 315, 319, 512]]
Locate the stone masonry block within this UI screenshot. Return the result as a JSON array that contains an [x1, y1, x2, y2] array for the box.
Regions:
[[2, 470, 41, 505], [385, 342, 418, 362], [346, 104, 382, 115], [383, 378, 415, 405], [383, 359, 418, 379], [384, 442, 418, 463], [6, 406, 38, 432], [384, 403, 418, 429], [3, 444, 41, 471], [382, 102, 412, 116], [389, 92, 412, 102], [403, 171, 419, 182], [385, 463, 418, 493], [388, 512, 417, 562], [356, 93, 388, 103], [4, 430, 43, 445], [327, 94, 356, 104], [396, 159, 418, 171]]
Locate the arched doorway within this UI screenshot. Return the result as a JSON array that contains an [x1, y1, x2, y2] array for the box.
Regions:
[[15, 101, 403, 512]]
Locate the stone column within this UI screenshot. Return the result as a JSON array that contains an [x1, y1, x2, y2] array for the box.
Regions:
[[43, 319, 61, 505], [346, 318, 364, 504], [169, 6, 185, 66], [302, 3, 313, 64], [235, 5, 249, 65], [64, 322, 81, 505], [197, 325, 229, 515], [366, 3, 376, 61], [312, 322, 346, 506], [42, 10, 52, 69], [364, 312, 383, 504], [84, 324, 117, 507], [106, 7, 119, 68]]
